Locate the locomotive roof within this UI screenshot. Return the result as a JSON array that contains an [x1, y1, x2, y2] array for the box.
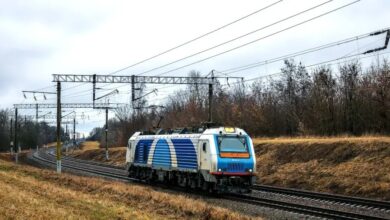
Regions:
[[133, 127, 247, 140]]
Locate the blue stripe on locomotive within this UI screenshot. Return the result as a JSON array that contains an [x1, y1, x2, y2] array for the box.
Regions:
[[213, 135, 254, 173], [134, 139, 154, 164], [134, 138, 198, 170], [171, 139, 197, 169], [152, 139, 171, 168]]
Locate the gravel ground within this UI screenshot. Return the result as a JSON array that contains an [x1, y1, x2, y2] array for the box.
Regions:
[[200, 195, 323, 220]]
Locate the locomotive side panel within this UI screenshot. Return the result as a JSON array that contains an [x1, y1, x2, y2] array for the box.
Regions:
[[171, 138, 198, 171], [152, 139, 172, 169], [129, 134, 201, 172], [197, 136, 218, 182], [134, 139, 153, 165]]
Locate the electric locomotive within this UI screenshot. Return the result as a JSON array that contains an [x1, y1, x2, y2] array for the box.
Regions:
[[126, 126, 256, 193]]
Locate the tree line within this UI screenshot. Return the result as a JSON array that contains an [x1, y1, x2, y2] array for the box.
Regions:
[[99, 58, 389, 147], [1, 57, 388, 150], [0, 109, 66, 152]]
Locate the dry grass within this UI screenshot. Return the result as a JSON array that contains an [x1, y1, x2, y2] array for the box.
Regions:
[[80, 141, 100, 150], [253, 136, 390, 144], [0, 150, 30, 162], [0, 159, 256, 220], [0, 152, 12, 161], [254, 136, 390, 200], [46, 142, 57, 147], [70, 142, 126, 166]]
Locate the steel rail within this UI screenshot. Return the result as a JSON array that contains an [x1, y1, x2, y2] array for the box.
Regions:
[[225, 194, 387, 220], [37, 151, 126, 176], [50, 151, 124, 169], [252, 184, 390, 210], [33, 151, 132, 181]]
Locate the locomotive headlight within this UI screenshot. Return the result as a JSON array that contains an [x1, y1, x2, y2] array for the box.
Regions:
[[248, 169, 253, 173], [218, 168, 222, 172]]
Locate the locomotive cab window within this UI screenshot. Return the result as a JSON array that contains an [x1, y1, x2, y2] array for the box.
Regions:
[[202, 142, 207, 152], [217, 136, 249, 158]]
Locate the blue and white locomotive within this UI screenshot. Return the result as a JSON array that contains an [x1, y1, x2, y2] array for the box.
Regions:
[[126, 126, 256, 193]]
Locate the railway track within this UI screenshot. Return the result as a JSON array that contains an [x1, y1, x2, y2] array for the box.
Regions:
[[30, 149, 390, 220], [33, 150, 132, 182], [224, 193, 387, 220], [252, 184, 390, 211], [53, 152, 124, 170]]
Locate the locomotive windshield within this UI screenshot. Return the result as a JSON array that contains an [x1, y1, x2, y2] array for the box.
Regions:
[[217, 136, 248, 152]]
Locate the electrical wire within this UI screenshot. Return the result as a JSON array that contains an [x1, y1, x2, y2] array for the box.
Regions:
[[135, 0, 334, 76], [25, 0, 363, 126], [106, 0, 283, 76], [89, 1, 283, 94], [96, 0, 361, 100], [219, 35, 387, 82], [108, 11, 381, 105], [151, 0, 361, 77], [219, 50, 390, 88], [59, 28, 385, 103], [52, 1, 356, 101], [218, 29, 389, 75]]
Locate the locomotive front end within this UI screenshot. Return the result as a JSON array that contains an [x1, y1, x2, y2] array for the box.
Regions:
[[210, 127, 256, 193]]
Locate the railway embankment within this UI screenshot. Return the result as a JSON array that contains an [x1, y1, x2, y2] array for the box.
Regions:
[[254, 136, 390, 201], [72, 137, 390, 201], [70, 141, 126, 167]]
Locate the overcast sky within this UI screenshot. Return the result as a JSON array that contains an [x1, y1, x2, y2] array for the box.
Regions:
[[1, 0, 389, 135]]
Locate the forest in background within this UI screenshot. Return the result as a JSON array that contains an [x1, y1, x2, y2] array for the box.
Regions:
[[0, 110, 66, 152], [1, 57, 389, 151], [96, 58, 390, 147]]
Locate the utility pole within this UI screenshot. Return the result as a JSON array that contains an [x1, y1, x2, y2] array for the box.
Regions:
[[36, 103, 39, 151], [65, 124, 68, 155], [10, 118, 13, 155], [36, 103, 38, 123], [92, 74, 96, 108], [131, 75, 135, 106], [56, 81, 62, 174], [105, 108, 109, 160], [73, 117, 76, 147], [208, 71, 214, 123], [17, 140, 20, 163], [14, 108, 18, 163]]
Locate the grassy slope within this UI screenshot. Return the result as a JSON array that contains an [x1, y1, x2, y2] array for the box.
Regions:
[[254, 137, 390, 200], [70, 142, 126, 166], [0, 158, 253, 220], [72, 138, 390, 201]]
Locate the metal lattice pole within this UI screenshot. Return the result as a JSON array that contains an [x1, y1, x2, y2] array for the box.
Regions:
[[10, 118, 13, 155], [56, 82, 62, 173], [14, 108, 18, 163], [105, 108, 109, 160]]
